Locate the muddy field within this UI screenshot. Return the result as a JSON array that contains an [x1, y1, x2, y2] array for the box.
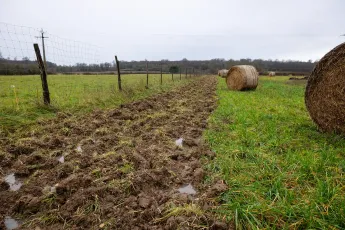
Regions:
[[0, 76, 230, 229]]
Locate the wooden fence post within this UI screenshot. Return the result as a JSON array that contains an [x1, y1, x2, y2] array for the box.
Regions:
[[115, 55, 122, 91], [190, 68, 192, 78], [192, 67, 195, 77], [160, 63, 163, 85], [146, 60, 149, 89], [179, 66, 181, 80], [33, 43, 50, 105]]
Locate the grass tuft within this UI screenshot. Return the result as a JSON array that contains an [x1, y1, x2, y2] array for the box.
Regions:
[[155, 203, 204, 223]]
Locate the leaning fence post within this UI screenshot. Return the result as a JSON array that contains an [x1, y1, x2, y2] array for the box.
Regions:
[[146, 60, 149, 89], [33, 43, 50, 105], [115, 55, 122, 91]]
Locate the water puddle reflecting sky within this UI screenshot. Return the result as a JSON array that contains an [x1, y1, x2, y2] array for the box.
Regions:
[[4, 216, 20, 230], [175, 138, 183, 148], [178, 184, 196, 195], [57, 156, 64, 163], [4, 174, 22, 191]]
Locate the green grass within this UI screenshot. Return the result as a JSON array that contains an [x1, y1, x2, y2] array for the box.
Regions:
[[0, 73, 190, 132], [205, 76, 345, 229]]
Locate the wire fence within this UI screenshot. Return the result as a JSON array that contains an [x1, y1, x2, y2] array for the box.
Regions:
[[0, 22, 203, 110], [0, 22, 40, 75], [0, 22, 103, 75], [43, 32, 101, 72]]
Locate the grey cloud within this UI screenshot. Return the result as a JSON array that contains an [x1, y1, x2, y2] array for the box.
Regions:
[[1, 0, 344, 63]]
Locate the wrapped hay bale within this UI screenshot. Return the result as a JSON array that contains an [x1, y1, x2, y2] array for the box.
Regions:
[[226, 65, 258, 91], [305, 42, 345, 134]]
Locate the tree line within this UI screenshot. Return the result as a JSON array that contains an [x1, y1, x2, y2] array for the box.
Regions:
[[0, 52, 317, 76]]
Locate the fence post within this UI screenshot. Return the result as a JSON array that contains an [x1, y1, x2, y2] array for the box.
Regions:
[[172, 72, 174, 81], [160, 63, 163, 85], [179, 66, 181, 80], [33, 43, 50, 105], [146, 60, 149, 89], [193, 67, 195, 77], [115, 55, 122, 91], [185, 68, 187, 78], [40, 29, 48, 70], [190, 68, 192, 78]]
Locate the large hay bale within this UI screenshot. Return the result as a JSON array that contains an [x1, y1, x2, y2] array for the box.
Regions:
[[268, 71, 276, 77], [226, 65, 259, 91], [218, 69, 229, 78], [305, 42, 345, 134]]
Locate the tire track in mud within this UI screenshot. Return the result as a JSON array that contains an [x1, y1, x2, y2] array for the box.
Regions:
[[0, 76, 229, 229]]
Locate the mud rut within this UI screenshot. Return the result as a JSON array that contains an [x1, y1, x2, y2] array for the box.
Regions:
[[0, 76, 229, 229]]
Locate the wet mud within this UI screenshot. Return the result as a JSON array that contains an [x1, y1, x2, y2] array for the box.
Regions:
[[0, 76, 230, 229]]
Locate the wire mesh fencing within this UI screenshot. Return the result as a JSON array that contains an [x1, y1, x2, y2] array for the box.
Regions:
[[0, 22, 203, 112]]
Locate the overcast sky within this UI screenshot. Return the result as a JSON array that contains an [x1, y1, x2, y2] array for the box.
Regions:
[[1, 0, 344, 63]]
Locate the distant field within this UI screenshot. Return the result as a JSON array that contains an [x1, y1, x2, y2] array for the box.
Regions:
[[0, 73, 190, 132], [205, 76, 345, 229]]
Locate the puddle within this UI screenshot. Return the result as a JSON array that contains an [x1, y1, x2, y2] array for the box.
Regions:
[[76, 145, 83, 153], [175, 138, 183, 148], [57, 156, 64, 163], [4, 174, 22, 191], [178, 184, 196, 195], [4, 216, 20, 230]]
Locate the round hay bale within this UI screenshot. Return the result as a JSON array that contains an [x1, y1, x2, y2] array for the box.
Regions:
[[268, 71, 276, 77], [305, 42, 345, 134], [219, 69, 229, 78], [226, 65, 259, 91]]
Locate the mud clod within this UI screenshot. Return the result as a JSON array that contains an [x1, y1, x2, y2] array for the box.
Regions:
[[7, 145, 35, 155], [193, 168, 204, 182], [13, 195, 41, 214], [138, 196, 151, 208], [0, 179, 10, 191], [207, 181, 228, 197], [211, 221, 229, 230]]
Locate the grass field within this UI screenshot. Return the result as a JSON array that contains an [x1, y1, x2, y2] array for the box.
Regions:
[[205, 77, 345, 229], [0, 73, 190, 132]]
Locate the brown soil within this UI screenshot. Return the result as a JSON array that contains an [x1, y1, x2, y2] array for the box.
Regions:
[[0, 76, 230, 229]]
